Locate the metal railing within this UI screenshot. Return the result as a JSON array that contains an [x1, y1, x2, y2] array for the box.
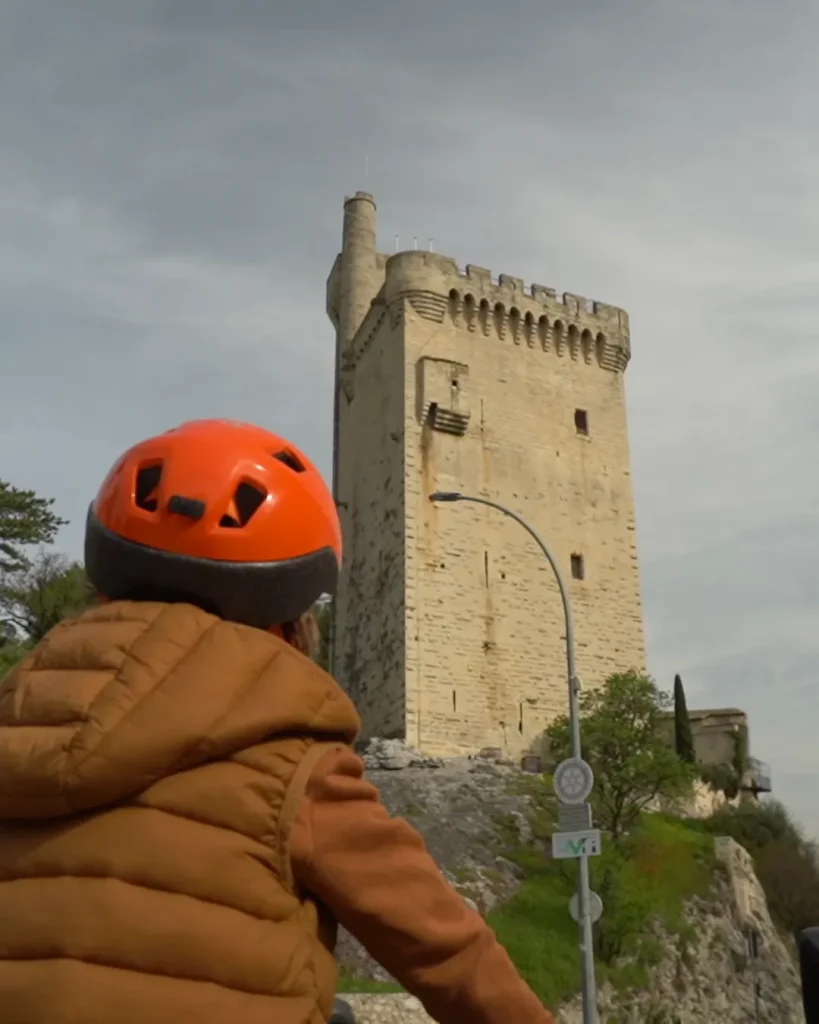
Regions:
[[744, 758, 772, 793]]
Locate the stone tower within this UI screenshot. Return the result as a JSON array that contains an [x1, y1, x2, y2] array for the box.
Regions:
[[326, 191, 645, 758]]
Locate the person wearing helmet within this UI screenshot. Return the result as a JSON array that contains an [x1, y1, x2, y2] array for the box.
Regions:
[[0, 419, 555, 1024]]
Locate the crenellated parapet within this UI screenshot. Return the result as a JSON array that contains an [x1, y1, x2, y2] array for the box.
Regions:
[[380, 250, 631, 373]]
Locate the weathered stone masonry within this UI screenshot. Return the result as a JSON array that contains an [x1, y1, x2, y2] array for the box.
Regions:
[[326, 191, 646, 758]]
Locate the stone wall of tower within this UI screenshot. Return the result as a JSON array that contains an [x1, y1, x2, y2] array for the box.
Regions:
[[327, 194, 406, 737], [394, 253, 645, 757], [332, 302, 406, 738], [328, 197, 646, 757]]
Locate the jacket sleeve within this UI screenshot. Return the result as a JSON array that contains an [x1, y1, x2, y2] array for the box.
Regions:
[[288, 745, 556, 1024]]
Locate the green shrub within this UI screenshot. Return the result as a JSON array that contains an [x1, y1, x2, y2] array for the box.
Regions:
[[755, 838, 819, 936], [0, 639, 32, 678], [704, 799, 819, 937], [704, 799, 801, 855], [592, 815, 715, 966], [732, 728, 749, 780], [699, 762, 740, 800]]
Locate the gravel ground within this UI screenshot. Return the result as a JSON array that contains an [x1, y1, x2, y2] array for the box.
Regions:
[[342, 994, 434, 1024]]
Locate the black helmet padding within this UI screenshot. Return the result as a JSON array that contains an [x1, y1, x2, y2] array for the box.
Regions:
[[84, 507, 338, 630]]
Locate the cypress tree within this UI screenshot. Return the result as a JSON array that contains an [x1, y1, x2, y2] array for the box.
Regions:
[[673, 674, 695, 763]]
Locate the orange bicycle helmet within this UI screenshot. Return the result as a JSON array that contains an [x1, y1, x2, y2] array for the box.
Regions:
[[84, 419, 341, 629]]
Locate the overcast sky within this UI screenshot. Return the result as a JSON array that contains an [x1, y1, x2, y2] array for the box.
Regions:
[[2, 1, 817, 837]]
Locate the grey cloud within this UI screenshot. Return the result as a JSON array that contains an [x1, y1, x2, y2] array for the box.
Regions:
[[643, 518, 819, 780], [1, 0, 817, 835]]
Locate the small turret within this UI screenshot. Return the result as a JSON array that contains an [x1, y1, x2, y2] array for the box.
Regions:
[[337, 191, 378, 351]]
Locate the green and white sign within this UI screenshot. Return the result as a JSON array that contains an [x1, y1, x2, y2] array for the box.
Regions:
[[551, 828, 602, 860]]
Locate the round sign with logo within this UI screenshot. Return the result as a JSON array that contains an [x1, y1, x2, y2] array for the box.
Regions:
[[553, 757, 594, 805]]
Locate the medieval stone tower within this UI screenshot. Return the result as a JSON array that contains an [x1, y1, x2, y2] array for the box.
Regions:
[[326, 191, 645, 759]]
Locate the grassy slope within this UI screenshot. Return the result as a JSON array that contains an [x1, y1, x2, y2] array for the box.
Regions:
[[489, 811, 718, 1008], [339, 773, 719, 1010], [337, 976, 404, 994]]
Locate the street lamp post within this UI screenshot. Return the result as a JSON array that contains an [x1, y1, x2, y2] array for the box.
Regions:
[[430, 490, 599, 1024]]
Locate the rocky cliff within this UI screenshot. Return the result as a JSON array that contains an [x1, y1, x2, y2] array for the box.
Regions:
[[339, 740, 803, 1023]]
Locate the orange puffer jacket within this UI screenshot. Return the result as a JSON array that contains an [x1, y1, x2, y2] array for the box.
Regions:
[[0, 601, 554, 1024]]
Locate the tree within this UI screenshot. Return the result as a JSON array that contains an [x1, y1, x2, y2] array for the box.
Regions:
[[0, 480, 68, 573], [705, 799, 803, 857], [754, 838, 819, 936], [0, 618, 32, 676], [0, 636, 32, 677], [0, 550, 93, 644], [705, 800, 819, 938], [545, 670, 695, 838], [673, 673, 695, 763]]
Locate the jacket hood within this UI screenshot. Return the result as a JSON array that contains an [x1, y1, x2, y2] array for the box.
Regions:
[[0, 601, 360, 820]]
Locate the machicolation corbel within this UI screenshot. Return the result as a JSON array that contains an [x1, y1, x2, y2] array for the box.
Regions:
[[375, 248, 630, 371]]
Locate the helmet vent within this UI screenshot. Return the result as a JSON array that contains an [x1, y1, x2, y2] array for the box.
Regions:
[[219, 481, 267, 529], [273, 449, 305, 473], [135, 464, 163, 512]]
